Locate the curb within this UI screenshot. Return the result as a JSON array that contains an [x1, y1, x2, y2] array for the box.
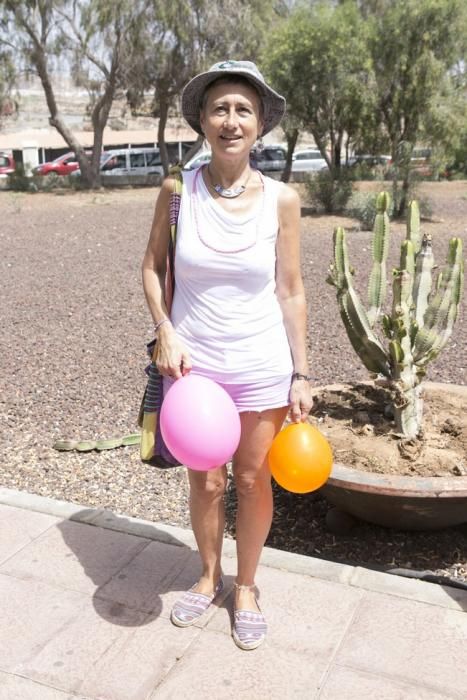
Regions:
[[1, 487, 466, 612]]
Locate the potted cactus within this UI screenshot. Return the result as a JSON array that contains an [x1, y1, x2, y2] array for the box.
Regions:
[[320, 192, 467, 530]]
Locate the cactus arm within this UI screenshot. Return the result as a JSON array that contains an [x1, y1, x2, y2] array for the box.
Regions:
[[367, 192, 391, 327], [389, 339, 404, 365], [391, 243, 414, 350], [413, 238, 463, 364], [391, 268, 413, 361], [412, 326, 439, 361], [412, 233, 434, 327], [381, 314, 393, 339], [447, 238, 464, 318], [399, 241, 415, 301], [423, 238, 463, 330], [416, 302, 458, 366], [338, 289, 391, 376], [406, 200, 421, 253], [332, 226, 390, 376]]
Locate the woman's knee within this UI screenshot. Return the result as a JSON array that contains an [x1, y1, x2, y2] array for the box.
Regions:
[[234, 467, 271, 499], [189, 468, 227, 501]]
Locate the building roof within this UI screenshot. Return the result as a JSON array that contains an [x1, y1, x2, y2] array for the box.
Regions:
[[0, 126, 198, 150]]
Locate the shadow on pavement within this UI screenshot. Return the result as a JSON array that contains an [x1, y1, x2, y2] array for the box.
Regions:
[[56, 509, 193, 627]]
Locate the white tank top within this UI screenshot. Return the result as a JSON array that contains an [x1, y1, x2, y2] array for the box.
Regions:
[[170, 167, 293, 383]]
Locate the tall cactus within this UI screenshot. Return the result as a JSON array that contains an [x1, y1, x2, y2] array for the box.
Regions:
[[327, 193, 464, 439]]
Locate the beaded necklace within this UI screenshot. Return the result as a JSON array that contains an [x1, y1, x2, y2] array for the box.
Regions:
[[192, 166, 265, 254], [207, 164, 252, 198]]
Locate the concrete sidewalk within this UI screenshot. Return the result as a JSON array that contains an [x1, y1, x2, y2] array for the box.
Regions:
[[0, 488, 466, 700]]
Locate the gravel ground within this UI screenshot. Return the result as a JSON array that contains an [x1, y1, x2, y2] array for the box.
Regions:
[[1, 180, 466, 583]]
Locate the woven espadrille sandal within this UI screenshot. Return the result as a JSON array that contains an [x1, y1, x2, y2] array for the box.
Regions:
[[232, 582, 267, 651], [171, 577, 224, 627]]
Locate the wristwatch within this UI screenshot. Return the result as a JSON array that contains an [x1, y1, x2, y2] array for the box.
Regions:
[[291, 372, 312, 382]]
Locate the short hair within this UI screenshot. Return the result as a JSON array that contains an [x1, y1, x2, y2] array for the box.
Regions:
[[200, 76, 264, 118]]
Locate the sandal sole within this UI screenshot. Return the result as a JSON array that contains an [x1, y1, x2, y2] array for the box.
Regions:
[[170, 611, 198, 628], [232, 629, 266, 650]]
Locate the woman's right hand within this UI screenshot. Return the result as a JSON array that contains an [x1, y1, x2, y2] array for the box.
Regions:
[[153, 324, 192, 379]]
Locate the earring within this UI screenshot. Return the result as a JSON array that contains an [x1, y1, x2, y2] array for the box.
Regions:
[[256, 136, 264, 152]]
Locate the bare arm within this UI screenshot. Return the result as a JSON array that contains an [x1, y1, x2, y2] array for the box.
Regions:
[[276, 183, 313, 421], [141, 177, 191, 379]]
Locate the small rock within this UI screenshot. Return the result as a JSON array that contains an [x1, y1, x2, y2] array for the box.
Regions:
[[441, 418, 462, 437], [452, 462, 467, 476], [354, 411, 370, 425]]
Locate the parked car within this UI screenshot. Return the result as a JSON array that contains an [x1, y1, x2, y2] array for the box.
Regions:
[[251, 145, 287, 172], [34, 151, 92, 176], [292, 148, 327, 172], [183, 145, 287, 174], [183, 150, 212, 170], [347, 154, 392, 169], [0, 151, 15, 176], [100, 148, 163, 176], [73, 148, 164, 185], [410, 147, 435, 178]]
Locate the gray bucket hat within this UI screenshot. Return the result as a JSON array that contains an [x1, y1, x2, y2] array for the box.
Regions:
[[181, 60, 286, 136]]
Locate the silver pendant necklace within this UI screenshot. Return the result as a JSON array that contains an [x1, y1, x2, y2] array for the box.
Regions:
[[193, 167, 265, 254], [207, 165, 252, 198]]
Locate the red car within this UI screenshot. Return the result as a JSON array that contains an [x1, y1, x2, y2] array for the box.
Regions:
[[34, 151, 89, 176], [0, 152, 15, 176]]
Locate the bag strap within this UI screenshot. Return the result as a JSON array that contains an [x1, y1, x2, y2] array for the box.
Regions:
[[165, 170, 183, 312]]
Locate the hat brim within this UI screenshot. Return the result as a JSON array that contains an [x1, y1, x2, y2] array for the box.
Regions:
[[181, 69, 286, 137]]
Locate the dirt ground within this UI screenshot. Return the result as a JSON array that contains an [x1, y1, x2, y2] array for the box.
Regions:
[[311, 382, 467, 477], [1, 179, 466, 583]]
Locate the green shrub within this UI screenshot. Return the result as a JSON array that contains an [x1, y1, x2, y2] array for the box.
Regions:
[[346, 192, 393, 229], [7, 165, 34, 192], [347, 190, 433, 229], [32, 172, 67, 192], [346, 163, 382, 182], [305, 168, 353, 213], [391, 188, 434, 220]]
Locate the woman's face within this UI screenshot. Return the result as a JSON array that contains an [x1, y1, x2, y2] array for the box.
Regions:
[[200, 81, 264, 159]]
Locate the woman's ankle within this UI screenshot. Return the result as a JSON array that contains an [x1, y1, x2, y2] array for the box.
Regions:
[[200, 568, 222, 586], [234, 586, 260, 613]]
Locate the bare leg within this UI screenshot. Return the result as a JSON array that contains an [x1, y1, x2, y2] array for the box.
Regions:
[[188, 465, 227, 595], [233, 407, 288, 611]]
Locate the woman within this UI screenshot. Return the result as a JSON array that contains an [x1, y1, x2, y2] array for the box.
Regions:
[[142, 60, 313, 650]]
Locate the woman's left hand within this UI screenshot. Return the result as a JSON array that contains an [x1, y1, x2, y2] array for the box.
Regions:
[[289, 378, 314, 423]]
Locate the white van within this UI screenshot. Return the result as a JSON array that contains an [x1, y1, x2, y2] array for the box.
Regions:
[[100, 147, 164, 184]]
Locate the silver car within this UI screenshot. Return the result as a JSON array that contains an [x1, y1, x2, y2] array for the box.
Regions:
[[100, 148, 164, 183], [292, 148, 327, 172], [183, 151, 212, 170]]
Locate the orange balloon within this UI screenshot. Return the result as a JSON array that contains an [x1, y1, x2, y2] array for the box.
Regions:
[[268, 423, 333, 494]]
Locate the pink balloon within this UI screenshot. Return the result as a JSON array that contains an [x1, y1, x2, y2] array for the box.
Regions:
[[160, 374, 241, 471]]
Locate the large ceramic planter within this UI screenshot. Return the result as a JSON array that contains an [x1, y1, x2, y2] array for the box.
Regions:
[[320, 382, 467, 531]]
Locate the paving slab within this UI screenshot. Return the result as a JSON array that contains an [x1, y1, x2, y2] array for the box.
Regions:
[[152, 628, 328, 700], [14, 594, 147, 695], [0, 574, 87, 673], [0, 519, 149, 595], [318, 665, 458, 700], [207, 564, 363, 658], [95, 538, 193, 614], [157, 549, 233, 626], [78, 615, 200, 700], [335, 590, 467, 698], [0, 672, 90, 700], [0, 504, 59, 565]]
